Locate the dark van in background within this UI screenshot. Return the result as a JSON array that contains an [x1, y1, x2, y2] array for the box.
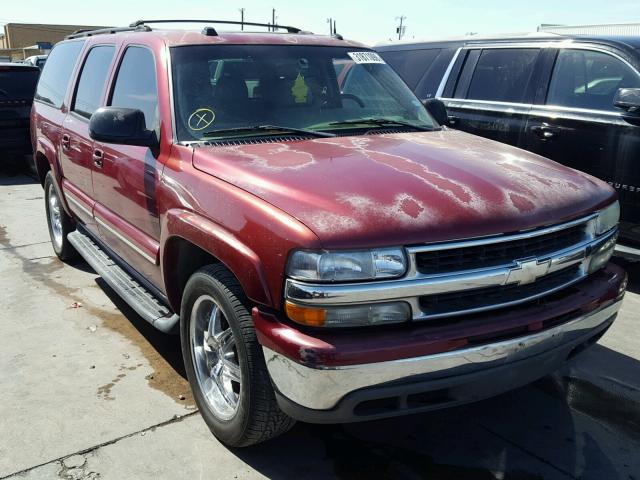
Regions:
[[376, 34, 640, 259], [0, 62, 40, 158]]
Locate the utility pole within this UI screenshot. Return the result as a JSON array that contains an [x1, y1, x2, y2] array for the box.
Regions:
[[395, 15, 406, 40], [239, 8, 245, 30], [327, 18, 333, 35], [272, 8, 276, 31]]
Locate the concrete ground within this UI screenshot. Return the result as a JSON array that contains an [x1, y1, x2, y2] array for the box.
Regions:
[[0, 156, 638, 480]]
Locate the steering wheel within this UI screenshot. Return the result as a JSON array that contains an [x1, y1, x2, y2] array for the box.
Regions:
[[340, 93, 365, 108]]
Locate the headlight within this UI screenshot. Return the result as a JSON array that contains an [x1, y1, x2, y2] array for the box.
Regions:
[[588, 232, 617, 274], [596, 201, 620, 235], [286, 248, 407, 282]]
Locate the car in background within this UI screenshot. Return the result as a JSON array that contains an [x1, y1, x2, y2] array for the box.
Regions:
[[24, 55, 48, 70], [376, 34, 640, 259], [0, 62, 40, 157]]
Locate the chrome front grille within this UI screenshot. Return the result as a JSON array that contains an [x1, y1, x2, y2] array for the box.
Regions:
[[415, 223, 587, 275], [418, 264, 582, 319], [284, 213, 618, 322]]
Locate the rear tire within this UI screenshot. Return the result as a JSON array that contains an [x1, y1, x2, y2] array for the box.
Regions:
[[180, 264, 295, 447], [44, 171, 77, 261]]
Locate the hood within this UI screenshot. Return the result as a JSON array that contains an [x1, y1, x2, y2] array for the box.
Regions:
[[193, 130, 615, 248]]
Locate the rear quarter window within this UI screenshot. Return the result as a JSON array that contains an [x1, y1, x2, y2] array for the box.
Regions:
[[379, 49, 441, 90], [379, 48, 457, 99], [35, 41, 84, 108]]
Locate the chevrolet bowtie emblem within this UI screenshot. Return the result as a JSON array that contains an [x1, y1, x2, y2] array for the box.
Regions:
[[506, 258, 551, 286]]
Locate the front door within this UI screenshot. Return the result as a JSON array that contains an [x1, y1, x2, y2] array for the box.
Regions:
[[91, 46, 164, 287], [524, 47, 640, 245]]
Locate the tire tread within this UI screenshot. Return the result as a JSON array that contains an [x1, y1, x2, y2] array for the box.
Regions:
[[186, 264, 295, 446]]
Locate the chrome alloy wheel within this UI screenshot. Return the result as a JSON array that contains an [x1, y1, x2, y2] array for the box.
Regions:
[[48, 185, 64, 249], [190, 295, 242, 420]]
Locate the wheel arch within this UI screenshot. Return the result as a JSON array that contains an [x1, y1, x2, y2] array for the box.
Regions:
[[161, 209, 272, 314], [34, 135, 59, 183]]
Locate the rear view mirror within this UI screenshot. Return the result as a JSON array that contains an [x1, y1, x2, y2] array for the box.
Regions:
[[423, 99, 448, 126], [614, 88, 640, 126], [89, 107, 159, 150]]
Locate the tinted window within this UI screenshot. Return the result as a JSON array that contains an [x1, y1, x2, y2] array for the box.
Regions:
[[466, 48, 539, 102], [110, 47, 158, 131], [379, 49, 441, 90], [73, 45, 115, 118], [34, 41, 84, 107], [0, 69, 39, 99], [547, 49, 640, 111]]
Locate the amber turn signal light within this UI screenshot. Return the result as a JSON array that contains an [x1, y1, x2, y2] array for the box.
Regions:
[[285, 301, 326, 327]]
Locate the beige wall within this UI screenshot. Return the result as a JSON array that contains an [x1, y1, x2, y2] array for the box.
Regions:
[[2, 23, 104, 49], [0, 22, 104, 61]]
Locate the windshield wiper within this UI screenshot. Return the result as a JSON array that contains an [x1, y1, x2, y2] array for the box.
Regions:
[[202, 124, 335, 138], [327, 118, 435, 131], [0, 88, 9, 97]]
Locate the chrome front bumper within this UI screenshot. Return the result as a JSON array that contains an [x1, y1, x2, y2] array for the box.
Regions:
[[264, 299, 622, 411]]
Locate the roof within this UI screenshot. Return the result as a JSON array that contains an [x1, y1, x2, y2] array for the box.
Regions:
[[375, 32, 640, 51], [62, 20, 367, 49], [375, 32, 559, 49], [160, 30, 366, 48], [66, 28, 367, 49]]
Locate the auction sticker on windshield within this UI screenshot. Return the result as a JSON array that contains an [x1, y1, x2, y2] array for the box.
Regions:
[[348, 51, 386, 64]]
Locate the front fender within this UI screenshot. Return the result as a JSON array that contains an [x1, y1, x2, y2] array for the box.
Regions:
[[161, 209, 272, 308]]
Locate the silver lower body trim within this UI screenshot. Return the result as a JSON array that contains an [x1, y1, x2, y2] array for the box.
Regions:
[[263, 300, 622, 410], [615, 243, 640, 261]]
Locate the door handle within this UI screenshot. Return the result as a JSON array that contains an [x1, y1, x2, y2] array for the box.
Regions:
[[61, 134, 70, 150], [448, 116, 460, 127], [92, 149, 104, 168], [531, 124, 560, 140]]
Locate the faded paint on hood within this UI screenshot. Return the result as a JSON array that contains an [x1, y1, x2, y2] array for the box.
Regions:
[[192, 129, 615, 248]]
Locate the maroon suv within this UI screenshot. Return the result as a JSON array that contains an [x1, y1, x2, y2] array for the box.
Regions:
[[31, 20, 626, 447]]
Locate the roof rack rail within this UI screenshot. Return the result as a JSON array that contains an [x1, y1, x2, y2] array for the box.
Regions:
[[129, 19, 304, 35], [66, 25, 151, 40]]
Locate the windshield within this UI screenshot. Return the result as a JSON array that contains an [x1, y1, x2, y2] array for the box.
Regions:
[[0, 69, 39, 100], [170, 45, 435, 141]]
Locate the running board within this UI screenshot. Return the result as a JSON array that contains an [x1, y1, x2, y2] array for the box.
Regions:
[[615, 243, 640, 262], [68, 230, 179, 334]]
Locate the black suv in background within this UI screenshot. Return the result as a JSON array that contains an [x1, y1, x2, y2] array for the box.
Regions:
[[376, 34, 640, 258], [0, 62, 40, 158]]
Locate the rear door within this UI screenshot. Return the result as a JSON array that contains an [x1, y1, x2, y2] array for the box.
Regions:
[[92, 45, 163, 286], [524, 45, 640, 244], [441, 46, 543, 147], [59, 44, 116, 233]]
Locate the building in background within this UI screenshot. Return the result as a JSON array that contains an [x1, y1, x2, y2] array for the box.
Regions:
[[538, 23, 640, 36], [0, 23, 104, 61]]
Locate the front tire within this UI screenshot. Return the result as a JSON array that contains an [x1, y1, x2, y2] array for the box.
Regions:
[[44, 171, 77, 261], [180, 264, 295, 447]]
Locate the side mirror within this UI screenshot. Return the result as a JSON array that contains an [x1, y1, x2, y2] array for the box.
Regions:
[[89, 107, 158, 149], [614, 88, 640, 126], [423, 99, 448, 126]]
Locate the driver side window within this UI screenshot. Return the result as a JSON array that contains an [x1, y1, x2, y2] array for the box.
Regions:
[[109, 46, 159, 132], [546, 49, 640, 111]]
